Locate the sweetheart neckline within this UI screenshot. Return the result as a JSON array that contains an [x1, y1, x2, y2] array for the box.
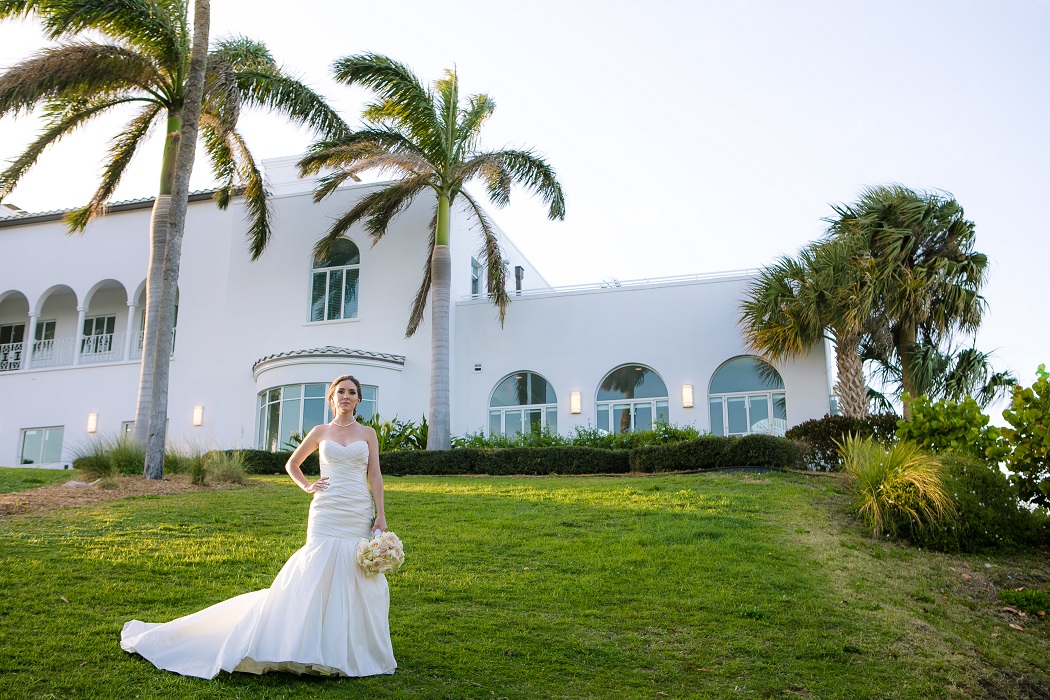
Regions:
[[320, 439, 367, 449]]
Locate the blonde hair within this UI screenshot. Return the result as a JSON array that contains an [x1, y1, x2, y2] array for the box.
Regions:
[[327, 374, 363, 415]]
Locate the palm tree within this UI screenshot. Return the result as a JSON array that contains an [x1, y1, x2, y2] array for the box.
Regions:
[[739, 236, 872, 418], [0, 0, 347, 476], [826, 185, 988, 418], [299, 53, 565, 450]]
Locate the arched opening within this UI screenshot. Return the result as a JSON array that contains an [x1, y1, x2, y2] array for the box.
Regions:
[[310, 238, 360, 321], [595, 364, 668, 434], [488, 371, 557, 437], [708, 356, 786, 436]]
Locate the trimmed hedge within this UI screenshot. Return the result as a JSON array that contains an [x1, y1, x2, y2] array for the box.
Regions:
[[786, 414, 899, 471], [380, 446, 629, 476], [629, 435, 799, 473], [227, 435, 799, 478]]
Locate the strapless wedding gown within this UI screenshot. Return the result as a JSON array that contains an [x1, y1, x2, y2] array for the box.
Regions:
[[120, 440, 396, 678]]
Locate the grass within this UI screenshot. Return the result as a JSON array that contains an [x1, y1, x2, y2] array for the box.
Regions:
[[0, 471, 1047, 699], [0, 467, 74, 493]]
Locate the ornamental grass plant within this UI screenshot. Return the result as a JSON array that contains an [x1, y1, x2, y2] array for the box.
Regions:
[[838, 434, 956, 539]]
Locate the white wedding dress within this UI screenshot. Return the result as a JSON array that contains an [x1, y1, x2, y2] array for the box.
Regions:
[[121, 440, 396, 678]]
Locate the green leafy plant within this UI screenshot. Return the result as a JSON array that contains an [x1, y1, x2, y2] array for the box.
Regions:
[[838, 435, 955, 539], [999, 588, 1050, 616], [786, 414, 899, 471], [361, 415, 428, 452], [896, 393, 1001, 460], [282, 432, 305, 451], [991, 364, 1050, 509], [71, 435, 144, 478], [202, 450, 248, 485]]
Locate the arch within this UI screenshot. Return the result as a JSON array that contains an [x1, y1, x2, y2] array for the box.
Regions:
[[707, 355, 787, 437], [595, 364, 669, 434], [83, 278, 129, 309], [488, 370, 558, 437], [310, 237, 361, 322], [33, 284, 78, 316]]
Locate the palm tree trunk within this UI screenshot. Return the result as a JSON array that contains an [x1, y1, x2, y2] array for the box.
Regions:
[[143, 0, 210, 479], [834, 332, 867, 418], [897, 320, 918, 421], [426, 194, 452, 450], [130, 117, 181, 446]]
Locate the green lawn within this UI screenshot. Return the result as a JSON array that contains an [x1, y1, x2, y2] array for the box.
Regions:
[[0, 466, 74, 493], [0, 471, 1047, 699]]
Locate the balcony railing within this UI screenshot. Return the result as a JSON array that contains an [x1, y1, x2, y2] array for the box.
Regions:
[[0, 330, 174, 372]]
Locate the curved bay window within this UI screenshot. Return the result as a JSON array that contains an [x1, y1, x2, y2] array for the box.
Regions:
[[596, 364, 668, 434], [310, 238, 360, 322], [708, 356, 786, 437], [257, 382, 377, 451], [489, 371, 557, 437]]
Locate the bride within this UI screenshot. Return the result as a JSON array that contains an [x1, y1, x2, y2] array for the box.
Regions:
[[121, 374, 397, 678]]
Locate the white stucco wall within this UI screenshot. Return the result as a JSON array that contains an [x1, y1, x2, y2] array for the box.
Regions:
[[0, 157, 832, 467]]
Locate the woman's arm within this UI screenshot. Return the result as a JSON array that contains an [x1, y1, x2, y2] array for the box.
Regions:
[[365, 427, 387, 532], [285, 426, 329, 493]]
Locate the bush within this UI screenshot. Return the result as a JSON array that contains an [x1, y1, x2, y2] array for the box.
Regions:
[[453, 422, 703, 451], [71, 435, 143, 478], [189, 456, 207, 486], [786, 414, 899, 471], [896, 393, 1000, 461], [231, 449, 318, 475], [380, 446, 630, 476], [838, 435, 955, 539], [628, 434, 799, 473], [992, 364, 1050, 509], [72, 440, 113, 479], [910, 454, 1050, 552], [203, 451, 248, 485]]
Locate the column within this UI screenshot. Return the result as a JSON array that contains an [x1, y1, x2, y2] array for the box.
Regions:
[[123, 301, 137, 360], [72, 307, 86, 365], [23, 312, 38, 371]]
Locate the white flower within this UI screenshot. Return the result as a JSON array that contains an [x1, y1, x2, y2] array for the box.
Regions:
[[357, 531, 405, 575]]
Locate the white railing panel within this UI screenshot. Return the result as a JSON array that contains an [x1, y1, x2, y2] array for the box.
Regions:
[[79, 332, 126, 364], [129, 329, 176, 360], [31, 337, 75, 368]]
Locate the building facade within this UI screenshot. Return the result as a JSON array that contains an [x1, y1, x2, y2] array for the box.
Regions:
[[0, 157, 832, 467]]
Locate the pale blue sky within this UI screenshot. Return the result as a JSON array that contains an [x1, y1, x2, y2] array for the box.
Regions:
[[1, 1, 1047, 410]]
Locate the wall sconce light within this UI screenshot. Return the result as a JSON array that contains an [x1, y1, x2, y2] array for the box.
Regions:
[[87, 412, 98, 433], [192, 405, 204, 427], [682, 384, 694, 408], [570, 391, 582, 415]]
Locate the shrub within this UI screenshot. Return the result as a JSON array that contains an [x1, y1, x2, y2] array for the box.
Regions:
[[71, 435, 144, 478], [72, 440, 114, 479], [786, 414, 899, 471], [363, 415, 428, 452], [231, 449, 318, 475], [454, 422, 703, 451], [991, 364, 1050, 509], [838, 435, 955, 539], [909, 454, 1047, 552], [628, 435, 798, 473], [109, 439, 145, 475], [380, 446, 629, 476], [896, 393, 1000, 461], [189, 457, 207, 486], [203, 450, 248, 485]]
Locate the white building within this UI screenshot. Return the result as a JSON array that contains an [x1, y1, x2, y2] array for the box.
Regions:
[[0, 157, 833, 467]]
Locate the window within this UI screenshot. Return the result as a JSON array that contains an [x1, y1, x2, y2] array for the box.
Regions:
[[20, 426, 64, 465], [708, 356, 787, 437], [488, 371, 557, 437], [257, 382, 378, 451], [81, 315, 116, 355], [595, 364, 668, 434], [470, 258, 482, 296], [32, 319, 57, 364], [311, 238, 360, 321], [0, 322, 24, 371]]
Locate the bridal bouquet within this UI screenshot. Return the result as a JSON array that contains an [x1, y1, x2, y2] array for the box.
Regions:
[[356, 530, 405, 575]]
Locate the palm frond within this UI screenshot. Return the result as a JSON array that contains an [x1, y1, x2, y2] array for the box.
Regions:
[[0, 40, 164, 117], [405, 211, 436, 338], [454, 92, 495, 159], [464, 149, 565, 220], [36, 0, 184, 69], [211, 34, 275, 71], [298, 128, 424, 176], [234, 69, 350, 141], [0, 93, 137, 203], [65, 100, 161, 230], [333, 53, 443, 157], [202, 50, 240, 133], [460, 189, 510, 325]]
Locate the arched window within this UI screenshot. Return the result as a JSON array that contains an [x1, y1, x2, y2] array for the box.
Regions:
[[595, 364, 668, 434], [310, 238, 360, 321], [488, 371, 557, 437], [708, 356, 786, 437]]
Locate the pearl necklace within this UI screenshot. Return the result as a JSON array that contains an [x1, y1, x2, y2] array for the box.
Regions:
[[331, 417, 357, 427]]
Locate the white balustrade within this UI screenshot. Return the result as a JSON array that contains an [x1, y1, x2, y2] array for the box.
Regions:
[[0, 342, 23, 371]]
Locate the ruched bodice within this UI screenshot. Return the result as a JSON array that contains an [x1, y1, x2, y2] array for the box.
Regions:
[[309, 440, 374, 541]]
